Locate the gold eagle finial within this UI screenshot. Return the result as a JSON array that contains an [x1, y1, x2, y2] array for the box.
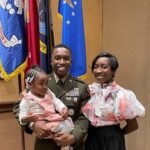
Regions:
[[64, 0, 74, 8]]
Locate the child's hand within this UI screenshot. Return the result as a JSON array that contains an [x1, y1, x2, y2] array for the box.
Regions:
[[19, 90, 26, 99], [60, 107, 68, 119], [21, 113, 39, 123], [27, 112, 39, 122]]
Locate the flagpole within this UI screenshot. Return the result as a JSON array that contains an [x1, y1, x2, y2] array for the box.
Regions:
[[18, 74, 25, 150], [49, 0, 54, 47], [46, 0, 54, 73]]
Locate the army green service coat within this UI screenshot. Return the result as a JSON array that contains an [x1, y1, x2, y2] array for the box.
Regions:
[[13, 73, 90, 150]]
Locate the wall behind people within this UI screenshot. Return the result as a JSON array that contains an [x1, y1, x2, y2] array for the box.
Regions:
[[0, 77, 19, 103], [0, 1, 102, 150], [102, 0, 149, 150], [52, 0, 102, 84], [0, 0, 102, 103], [1, 0, 149, 149]]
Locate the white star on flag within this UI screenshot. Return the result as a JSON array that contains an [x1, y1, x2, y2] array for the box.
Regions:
[[72, 12, 75, 16], [66, 20, 70, 24], [73, 1, 77, 5]]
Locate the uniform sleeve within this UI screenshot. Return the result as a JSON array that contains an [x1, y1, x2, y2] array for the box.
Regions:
[[13, 100, 21, 122], [70, 82, 90, 147], [13, 100, 33, 134]]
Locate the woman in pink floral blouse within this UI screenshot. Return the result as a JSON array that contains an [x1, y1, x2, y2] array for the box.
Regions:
[[82, 52, 145, 150]]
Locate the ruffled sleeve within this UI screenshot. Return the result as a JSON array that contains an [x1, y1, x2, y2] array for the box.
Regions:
[[114, 88, 145, 121]]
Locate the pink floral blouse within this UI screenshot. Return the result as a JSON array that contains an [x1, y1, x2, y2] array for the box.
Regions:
[[82, 81, 145, 127]]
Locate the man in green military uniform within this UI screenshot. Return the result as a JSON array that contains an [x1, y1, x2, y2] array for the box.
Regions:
[[13, 44, 90, 150]]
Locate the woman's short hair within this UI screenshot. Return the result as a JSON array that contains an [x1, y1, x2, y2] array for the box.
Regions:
[[91, 51, 119, 72]]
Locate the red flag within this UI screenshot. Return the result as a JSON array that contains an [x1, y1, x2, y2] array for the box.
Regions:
[[24, 0, 40, 70]]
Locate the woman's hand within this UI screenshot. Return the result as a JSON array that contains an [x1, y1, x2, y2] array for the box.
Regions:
[[53, 132, 75, 147]]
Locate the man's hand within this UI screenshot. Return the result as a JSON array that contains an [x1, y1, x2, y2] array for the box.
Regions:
[[53, 132, 75, 147], [33, 121, 54, 138]]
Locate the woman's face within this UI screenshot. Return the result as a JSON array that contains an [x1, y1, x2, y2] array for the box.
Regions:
[[92, 57, 114, 84]]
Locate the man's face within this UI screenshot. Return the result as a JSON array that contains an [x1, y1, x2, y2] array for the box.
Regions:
[[51, 47, 71, 79]]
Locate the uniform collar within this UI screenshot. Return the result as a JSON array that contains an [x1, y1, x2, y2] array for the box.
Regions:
[[54, 73, 69, 84]]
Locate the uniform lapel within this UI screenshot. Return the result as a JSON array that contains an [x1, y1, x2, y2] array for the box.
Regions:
[[48, 73, 59, 95], [57, 74, 74, 98]]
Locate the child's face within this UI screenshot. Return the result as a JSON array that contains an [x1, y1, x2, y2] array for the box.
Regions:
[[31, 72, 49, 97]]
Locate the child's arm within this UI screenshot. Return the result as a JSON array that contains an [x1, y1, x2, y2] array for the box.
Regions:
[[47, 89, 67, 112], [60, 107, 69, 119], [21, 113, 39, 124], [19, 98, 38, 125]]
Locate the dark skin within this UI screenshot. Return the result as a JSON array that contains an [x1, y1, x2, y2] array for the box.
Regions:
[[33, 47, 75, 146], [22, 72, 68, 136], [122, 119, 138, 135], [92, 56, 138, 134]]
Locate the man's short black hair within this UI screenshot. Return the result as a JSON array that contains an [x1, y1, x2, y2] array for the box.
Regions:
[[52, 44, 71, 53]]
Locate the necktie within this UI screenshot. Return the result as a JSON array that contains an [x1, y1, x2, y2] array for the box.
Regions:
[[57, 80, 64, 95], [57, 80, 63, 88]]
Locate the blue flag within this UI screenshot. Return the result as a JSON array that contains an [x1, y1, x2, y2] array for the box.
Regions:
[[39, 0, 50, 73], [58, 0, 86, 78], [38, 0, 54, 74], [0, 0, 27, 80]]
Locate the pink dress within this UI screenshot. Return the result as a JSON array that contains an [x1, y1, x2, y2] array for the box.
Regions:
[[19, 91, 74, 136], [82, 81, 145, 127]]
